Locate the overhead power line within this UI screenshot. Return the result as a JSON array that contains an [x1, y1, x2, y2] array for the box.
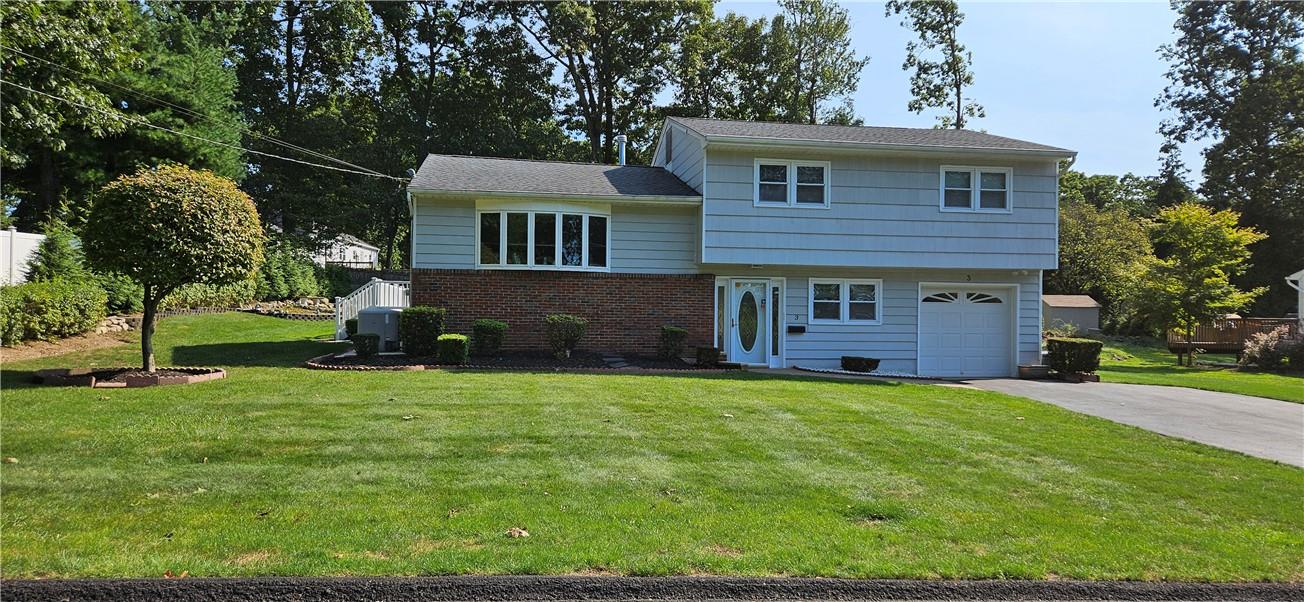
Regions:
[[0, 43, 391, 178], [1, 79, 407, 182]]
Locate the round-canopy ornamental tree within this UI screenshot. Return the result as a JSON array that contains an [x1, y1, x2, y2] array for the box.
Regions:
[[84, 165, 264, 372]]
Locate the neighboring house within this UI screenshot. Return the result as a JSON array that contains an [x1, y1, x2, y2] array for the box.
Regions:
[[1, 226, 45, 285], [1042, 295, 1101, 333], [314, 234, 380, 269], [1288, 268, 1303, 326], [407, 117, 1074, 377]]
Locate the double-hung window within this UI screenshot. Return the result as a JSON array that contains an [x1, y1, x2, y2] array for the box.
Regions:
[[479, 210, 609, 270], [808, 279, 882, 325], [940, 166, 1012, 212], [755, 159, 830, 208]]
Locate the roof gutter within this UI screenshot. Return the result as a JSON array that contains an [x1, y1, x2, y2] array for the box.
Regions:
[[704, 135, 1076, 160], [407, 188, 702, 206]]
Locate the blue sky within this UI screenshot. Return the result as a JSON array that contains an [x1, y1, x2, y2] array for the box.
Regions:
[[715, 1, 1210, 178]]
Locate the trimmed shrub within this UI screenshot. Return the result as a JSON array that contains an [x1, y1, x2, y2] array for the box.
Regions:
[[657, 325, 689, 360], [350, 333, 380, 358], [1046, 337, 1103, 374], [1287, 339, 1304, 372], [471, 319, 507, 356], [345, 318, 358, 337], [695, 346, 721, 367], [544, 314, 588, 358], [1240, 326, 1295, 371], [160, 278, 258, 311], [399, 306, 446, 356], [0, 279, 108, 345], [436, 334, 469, 364], [96, 271, 144, 314], [841, 356, 881, 372]]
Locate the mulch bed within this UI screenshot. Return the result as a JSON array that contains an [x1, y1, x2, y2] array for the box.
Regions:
[[306, 350, 734, 373], [35, 367, 226, 388]]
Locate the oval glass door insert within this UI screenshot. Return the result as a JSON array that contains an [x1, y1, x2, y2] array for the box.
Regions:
[[738, 290, 758, 352]]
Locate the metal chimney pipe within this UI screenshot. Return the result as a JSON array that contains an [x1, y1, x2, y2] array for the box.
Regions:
[[615, 134, 627, 165]]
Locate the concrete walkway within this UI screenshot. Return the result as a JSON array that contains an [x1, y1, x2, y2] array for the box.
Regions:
[[967, 379, 1304, 467]]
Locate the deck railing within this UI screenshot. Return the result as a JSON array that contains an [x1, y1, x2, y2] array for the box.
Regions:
[[334, 278, 409, 340], [1166, 318, 1299, 354]]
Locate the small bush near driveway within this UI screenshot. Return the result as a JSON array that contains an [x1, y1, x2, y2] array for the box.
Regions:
[[544, 314, 587, 358], [436, 334, 469, 364], [400, 307, 445, 356], [1047, 337, 1103, 374], [471, 319, 507, 356]]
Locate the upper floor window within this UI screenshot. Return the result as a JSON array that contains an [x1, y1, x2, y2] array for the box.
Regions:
[[479, 210, 609, 270], [755, 159, 830, 208], [809, 278, 881, 325], [940, 166, 1012, 212]]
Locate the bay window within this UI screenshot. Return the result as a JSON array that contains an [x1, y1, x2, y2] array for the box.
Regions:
[[479, 210, 609, 270]]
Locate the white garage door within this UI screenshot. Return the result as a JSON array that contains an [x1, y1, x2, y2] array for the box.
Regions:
[[918, 286, 1014, 377]]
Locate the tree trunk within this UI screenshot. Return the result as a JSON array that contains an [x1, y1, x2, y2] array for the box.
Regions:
[[141, 285, 157, 373], [1185, 322, 1195, 367], [37, 145, 58, 224]]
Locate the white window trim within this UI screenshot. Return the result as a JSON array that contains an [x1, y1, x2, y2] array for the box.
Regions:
[[808, 278, 882, 325], [475, 209, 611, 272], [939, 165, 1013, 214], [754, 158, 831, 209]]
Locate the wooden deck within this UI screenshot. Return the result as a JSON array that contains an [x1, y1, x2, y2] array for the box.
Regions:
[[1167, 318, 1300, 354]]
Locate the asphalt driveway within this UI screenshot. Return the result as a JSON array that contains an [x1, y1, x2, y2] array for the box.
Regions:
[[966, 379, 1303, 467]]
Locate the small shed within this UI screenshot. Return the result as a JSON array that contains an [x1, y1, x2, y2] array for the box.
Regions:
[[1042, 294, 1101, 333]]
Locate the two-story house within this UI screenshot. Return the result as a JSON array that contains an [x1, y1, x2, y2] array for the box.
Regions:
[[406, 118, 1074, 377]]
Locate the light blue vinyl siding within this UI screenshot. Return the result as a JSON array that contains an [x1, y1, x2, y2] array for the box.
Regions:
[[655, 124, 705, 193], [702, 149, 1059, 270], [410, 196, 698, 274], [707, 266, 1042, 373]]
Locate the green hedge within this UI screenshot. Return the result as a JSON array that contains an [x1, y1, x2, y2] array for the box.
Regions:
[[0, 279, 108, 346], [350, 333, 380, 357], [95, 272, 144, 314], [256, 246, 319, 301], [345, 318, 358, 337], [400, 306, 446, 356], [471, 319, 507, 356], [436, 334, 469, 364], [544, 314, 588, 359], [160, 278, 258, 311], [1046, 337, 1103, 374], [657, 325, 688, 360]]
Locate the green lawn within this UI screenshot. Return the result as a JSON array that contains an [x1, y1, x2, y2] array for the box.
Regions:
[[2, 313, 1301, 581], [1096, 337, 1304, 403]]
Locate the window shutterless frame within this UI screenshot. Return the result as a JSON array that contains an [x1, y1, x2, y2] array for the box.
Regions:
[[754, 159, 831, 208], [938, 166, 1013, 213], [475, 209, 610, 272], [808, 278, 883, 325]]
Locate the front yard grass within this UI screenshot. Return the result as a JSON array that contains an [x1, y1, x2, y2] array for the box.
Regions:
[[1096, 337, 1304, 403], [2, 313, 1301, 580]]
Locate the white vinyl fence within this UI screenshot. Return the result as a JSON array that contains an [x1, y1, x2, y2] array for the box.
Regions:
[[1, 226, 45, 285], [335, 278, 410, 339]]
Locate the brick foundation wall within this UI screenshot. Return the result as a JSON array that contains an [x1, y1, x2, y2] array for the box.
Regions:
[[411, 269, 715, 353]]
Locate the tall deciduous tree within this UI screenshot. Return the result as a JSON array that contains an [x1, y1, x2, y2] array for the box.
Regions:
[[1157, 1, 1304, 315], [1134, 203, 1266, 365], [772, 0, 868, 124], [1046, 198, 1153, 332], [84, 166, 264, 372], [509, 0, 710, 163], [885, 0, 983, 129], [0, 0, 136, 226]]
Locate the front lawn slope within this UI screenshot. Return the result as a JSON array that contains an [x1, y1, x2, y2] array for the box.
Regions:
[[2, 314, 1301, 580]]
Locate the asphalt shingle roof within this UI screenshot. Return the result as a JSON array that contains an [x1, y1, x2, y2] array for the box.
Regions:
[[670, 117, 1073, 155], [409, 154, 699, 198]]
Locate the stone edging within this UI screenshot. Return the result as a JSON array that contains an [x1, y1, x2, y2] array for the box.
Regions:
[[794, 365, 936, 379], [242, 309, 334, 321], [35, 367, 226, 388], [303, 353, 739, 374]]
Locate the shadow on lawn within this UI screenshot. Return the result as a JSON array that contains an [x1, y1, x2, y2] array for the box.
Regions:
[[172, 339, 346, 368]]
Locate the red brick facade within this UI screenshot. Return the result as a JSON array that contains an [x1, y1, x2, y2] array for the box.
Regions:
[[410, 269, 715, 353]]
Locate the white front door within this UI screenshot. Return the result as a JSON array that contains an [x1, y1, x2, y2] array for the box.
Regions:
[[730, 280, 768, 365], [918, 286, 1014, 377]]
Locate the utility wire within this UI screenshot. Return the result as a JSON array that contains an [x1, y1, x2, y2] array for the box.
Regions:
[[0, 43, 392, 178], [1, 79, 408, 181]]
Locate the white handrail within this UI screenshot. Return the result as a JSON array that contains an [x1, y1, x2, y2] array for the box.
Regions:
[[335, 278, 410, 339]]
